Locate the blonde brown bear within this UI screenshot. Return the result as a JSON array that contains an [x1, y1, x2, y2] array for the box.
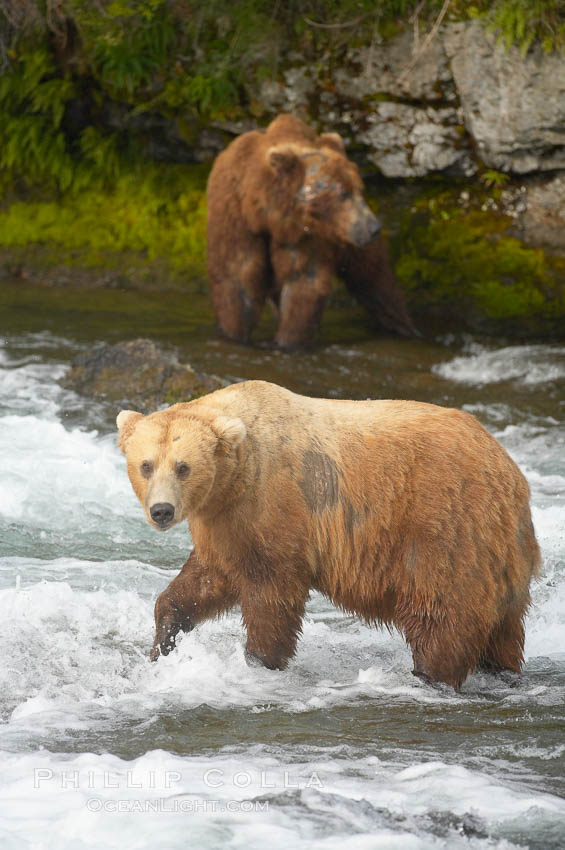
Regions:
[[117, 380, 540, 689]]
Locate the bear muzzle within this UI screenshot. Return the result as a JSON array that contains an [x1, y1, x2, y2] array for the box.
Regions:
[[349, 207, 382, 248], [149, 502, 176, 530]]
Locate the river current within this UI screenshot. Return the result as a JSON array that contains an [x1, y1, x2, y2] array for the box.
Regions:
[[0, 288, 564, 849]]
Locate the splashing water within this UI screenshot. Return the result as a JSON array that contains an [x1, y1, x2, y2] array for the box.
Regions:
[[0, 332, 564, 850]]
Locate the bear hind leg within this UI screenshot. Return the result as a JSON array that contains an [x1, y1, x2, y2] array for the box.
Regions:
[[477, 608, 526, 675], [411, 644, 473, 691], [338, 239, 418, 338], [407, 616, 479, 690]]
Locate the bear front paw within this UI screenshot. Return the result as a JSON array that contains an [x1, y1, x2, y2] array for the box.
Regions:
[[150, 593, 194, 661]]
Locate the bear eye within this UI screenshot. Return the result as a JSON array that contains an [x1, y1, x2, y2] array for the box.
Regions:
[[176, 462, 190, 479], [140, 461, 153, 479]]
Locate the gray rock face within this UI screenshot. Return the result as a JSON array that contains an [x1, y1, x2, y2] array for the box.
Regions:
[[444, 21, 565, 174], [207, 20, 565, 250], [258, 64, 315, 114], [521, 174, 565, 248], [333, 27, 455, 104], [252, 20, 565, 180], [358, 102, 475, 178]]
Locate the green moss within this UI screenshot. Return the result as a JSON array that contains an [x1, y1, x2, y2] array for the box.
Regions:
[[0, 163, 208, 285], [1, 2, 563, 205], [391, 184, 565, 335], [473, 277, 548, 319], [3, 169, 564, 337], [485, 0, 565, 55]]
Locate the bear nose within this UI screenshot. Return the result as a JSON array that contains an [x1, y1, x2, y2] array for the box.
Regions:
[[150, 502, 175, 527], [370, 215, 382, 238], [350, 208, 382, 247], [361, 211, 382, 241]]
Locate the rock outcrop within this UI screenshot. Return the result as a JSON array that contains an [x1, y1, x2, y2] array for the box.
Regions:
[[521, 174, 565, 249], [254, 20, 565, 181], [244, 19, 565, 255], [444, 22, 565, 175]]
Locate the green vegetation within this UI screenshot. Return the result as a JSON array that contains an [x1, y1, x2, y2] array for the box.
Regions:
[[0, 163, 208, 283], [1, 0, 564, 332], [392, 184, 565, 334], [483, 0, 565, 55], [1, 1, 564, 175], [1, 0, 564, 192]]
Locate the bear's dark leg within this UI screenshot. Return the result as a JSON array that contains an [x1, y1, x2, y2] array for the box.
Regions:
[[151, 551, 239, 660], [208, 226, 269, 344], [406, 615, 480, 690], [270, 245, 333, 350], [241, 594, 307, 670], [411, 644, 473, 691], [477, 607, 526, 674], [337, 238, 419, 338], [275, 281, 327, 350]]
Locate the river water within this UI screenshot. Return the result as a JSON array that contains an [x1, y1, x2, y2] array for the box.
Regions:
[[0, 286, 564, 849]]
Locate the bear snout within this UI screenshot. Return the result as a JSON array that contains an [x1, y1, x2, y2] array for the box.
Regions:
[[149, 502, 175, 529], [349, 208, 382, 248]]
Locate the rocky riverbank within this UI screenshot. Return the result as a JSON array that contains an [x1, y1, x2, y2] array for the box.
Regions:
[[1, 4, 564, 338]]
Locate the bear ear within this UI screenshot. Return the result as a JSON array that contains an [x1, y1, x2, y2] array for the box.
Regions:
[[213, 415, 247, 453], [268, 144, 301, 175], [319, 132, 346, 154], [116, 409, 143, 452]]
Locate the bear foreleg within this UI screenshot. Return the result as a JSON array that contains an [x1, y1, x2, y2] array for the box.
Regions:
[[270, 245, 334, 350], [150, 551, 239, 660], [208, 228, 269, 344], [274, 282, 327, 350]]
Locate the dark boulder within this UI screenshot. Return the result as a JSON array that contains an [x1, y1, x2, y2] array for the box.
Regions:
[[61, 338, 228, 413]]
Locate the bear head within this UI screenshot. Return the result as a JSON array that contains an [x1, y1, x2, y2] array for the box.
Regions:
[[116, 405, 246, 530], [265, 140, 381, 247]]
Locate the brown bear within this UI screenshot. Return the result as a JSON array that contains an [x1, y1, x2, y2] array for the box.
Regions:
[[117, 380, 540, 690], [206, 114, 417, 350]]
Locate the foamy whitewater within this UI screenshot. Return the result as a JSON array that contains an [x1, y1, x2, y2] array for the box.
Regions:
[[0, 334, 564, 849]]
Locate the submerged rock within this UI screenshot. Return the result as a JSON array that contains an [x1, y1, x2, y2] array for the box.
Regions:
[[61, 338, 228, 413]]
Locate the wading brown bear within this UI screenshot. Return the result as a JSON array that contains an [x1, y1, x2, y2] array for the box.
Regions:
[[117, 380, 540, 690], [207, 114, 417, 350]]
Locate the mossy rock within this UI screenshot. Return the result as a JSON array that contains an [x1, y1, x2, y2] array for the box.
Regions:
[[61, 338, 228, 413], [389, 184, 565, 338]]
